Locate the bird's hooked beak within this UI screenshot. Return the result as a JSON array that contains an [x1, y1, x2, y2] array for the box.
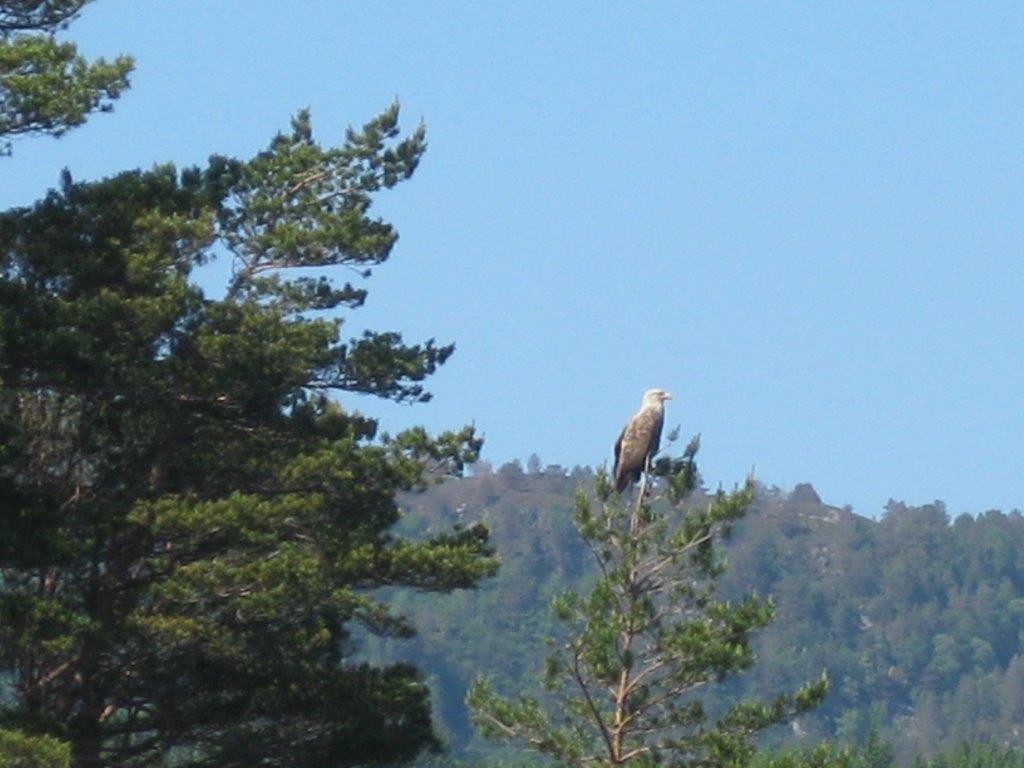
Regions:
[[663, 392, 673, 401]]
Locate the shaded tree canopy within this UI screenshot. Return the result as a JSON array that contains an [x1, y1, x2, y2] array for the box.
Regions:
[[0, 102, 497, 768]]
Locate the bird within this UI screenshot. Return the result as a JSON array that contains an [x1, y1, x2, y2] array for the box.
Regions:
[[613, 388, 672, 493]]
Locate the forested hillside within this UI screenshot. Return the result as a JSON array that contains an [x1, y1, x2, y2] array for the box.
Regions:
[[370, 461, 1024, 763]]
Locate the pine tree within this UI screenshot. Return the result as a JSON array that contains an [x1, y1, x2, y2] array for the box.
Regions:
[[0, 1, 132, 152], [2, 4, 131, 765], [0, 103, 497, 767], [468, 436, 827, 767], [0, 729, 70, 768]]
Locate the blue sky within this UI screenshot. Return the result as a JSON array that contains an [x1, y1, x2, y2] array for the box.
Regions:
[[4, 2, 1023, 518]]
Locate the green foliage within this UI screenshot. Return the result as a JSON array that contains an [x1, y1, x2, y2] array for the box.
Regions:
[[919, 743, 1024, 768], [754, 735, 893, 768], [468, 442, 826, 767], [0, 104, 497, 767], [720, 499, 1024, 760], [757, 738, 1024, 768], [0, 728, 70, 768], [370, 472, 1024, 762], [0, 1, 132, 151]]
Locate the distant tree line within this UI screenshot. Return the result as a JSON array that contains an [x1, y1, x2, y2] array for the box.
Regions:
[[381, 467, 1024, 763]]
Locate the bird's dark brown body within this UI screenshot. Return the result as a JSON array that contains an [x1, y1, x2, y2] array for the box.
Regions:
[[613, 389, 671, 493]]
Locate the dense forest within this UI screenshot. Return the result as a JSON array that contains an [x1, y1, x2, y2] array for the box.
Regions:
[[369, 460, 1024, 764]]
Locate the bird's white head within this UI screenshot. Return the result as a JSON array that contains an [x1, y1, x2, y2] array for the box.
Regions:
[[642, 388, 673, 407]]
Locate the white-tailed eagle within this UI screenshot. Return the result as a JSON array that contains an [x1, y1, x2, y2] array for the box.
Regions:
[[613, 388, 672, 493]]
